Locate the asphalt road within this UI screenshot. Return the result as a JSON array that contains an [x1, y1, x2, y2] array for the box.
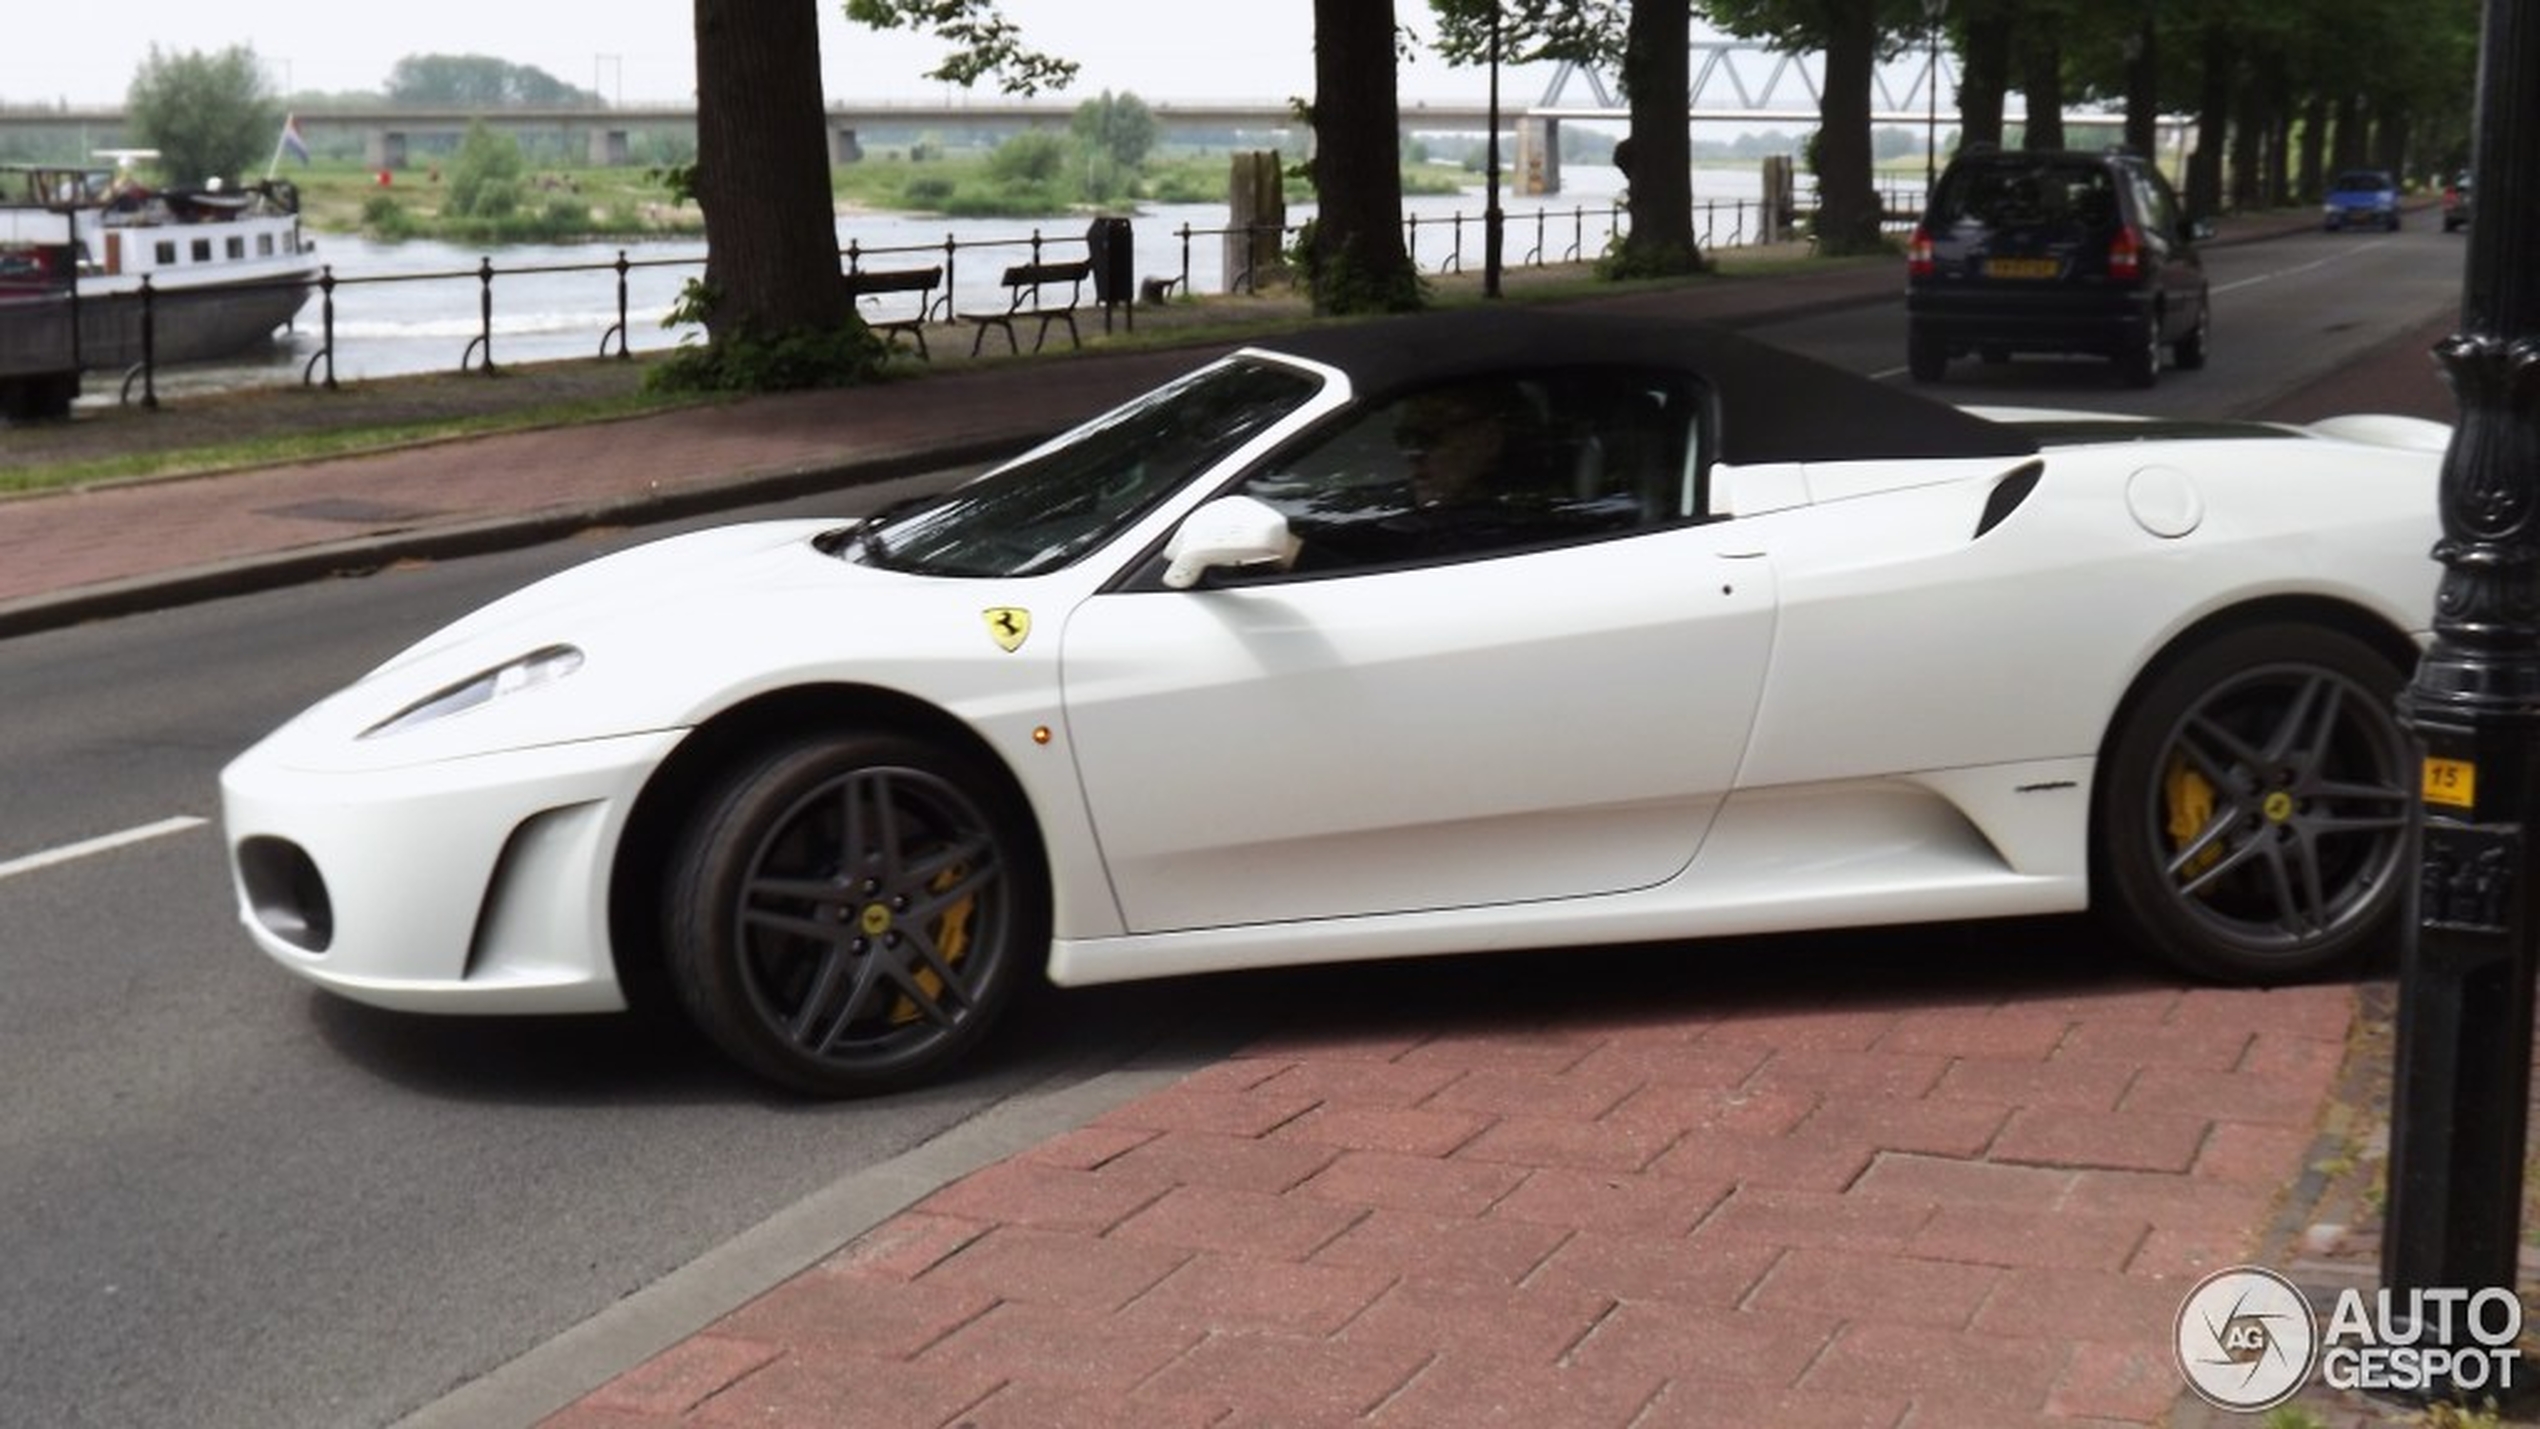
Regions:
[[1798, 218, 2463, 420], [0, 219, 2471, 1429]]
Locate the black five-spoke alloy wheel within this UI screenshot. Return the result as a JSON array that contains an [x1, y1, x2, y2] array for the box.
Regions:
[[664, 733, 1044, 1096], [2101, 624, 2412, 982]]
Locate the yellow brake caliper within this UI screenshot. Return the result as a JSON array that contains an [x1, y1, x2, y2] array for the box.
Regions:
[[2164, 756, 2223, 882], [888, 864, 974, 1026]]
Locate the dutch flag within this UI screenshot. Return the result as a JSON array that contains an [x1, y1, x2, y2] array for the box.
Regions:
[[280, 114, 311, 165]]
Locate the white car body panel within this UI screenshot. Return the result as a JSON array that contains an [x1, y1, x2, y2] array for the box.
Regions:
[[1059, 520, 1777, 930], [223, 731, 677, 1011]]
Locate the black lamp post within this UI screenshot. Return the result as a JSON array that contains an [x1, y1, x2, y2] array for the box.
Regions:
[[1923, 0, 1944, 197], [2385, 0, 2540, 1398], [1485, 4, 1504, 299]]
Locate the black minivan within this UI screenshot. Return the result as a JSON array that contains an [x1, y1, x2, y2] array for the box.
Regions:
[[1905, 147, 2212, 388]]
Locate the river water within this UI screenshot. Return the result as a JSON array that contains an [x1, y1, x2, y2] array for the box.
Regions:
[[120, 160, 1785, 400]]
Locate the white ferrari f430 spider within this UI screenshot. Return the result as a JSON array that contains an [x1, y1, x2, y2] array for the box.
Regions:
[[222, 309, 2447, 1095]]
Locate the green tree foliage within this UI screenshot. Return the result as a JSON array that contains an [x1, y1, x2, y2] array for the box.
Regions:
[[842, 0, 1080, 94], [1071, 91, 1158, 171], [988, 129, 1069, 185], [385, 54, 603, 108], [1970, 0, 2478, 214], [125, 44, 279, 188], [445, 120, 526, 218]]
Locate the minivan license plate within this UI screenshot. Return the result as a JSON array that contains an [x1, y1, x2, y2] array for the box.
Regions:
[[1985, 257, 2059, 279]]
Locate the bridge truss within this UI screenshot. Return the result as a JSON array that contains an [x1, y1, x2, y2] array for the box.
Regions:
[[1533, 40, 1964, 127]]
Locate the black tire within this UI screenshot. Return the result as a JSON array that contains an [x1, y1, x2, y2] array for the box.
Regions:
[[662, 732, 1044, 1097], [2115, 318, 2161, 388], [2098, 624, 2412, 983], [2173, 300, 2211, 372], [1907, 327, 1946, 383]]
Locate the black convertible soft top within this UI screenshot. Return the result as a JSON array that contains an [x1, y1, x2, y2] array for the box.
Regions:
[[1255, 307, 2040, 466]]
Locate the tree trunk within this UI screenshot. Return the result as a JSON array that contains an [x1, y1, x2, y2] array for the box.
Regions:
[[1308, 0, 1417, 313], [692, 0, 852, 343], [2261, 57, 2294, 207], [2378, 109, 2413, 179], [2230, 73, 2266, 210], [2185, 24, 2232, 217], [2123, 14, 2159, 157], [2020, 28, 2064, 150], [1811, 0, 1886, 255], [2298, 94, 2328, 201], [1615, 0, 1699, 275], [1956, 5, 2011, 152], [2333, 93, 2368, 171]]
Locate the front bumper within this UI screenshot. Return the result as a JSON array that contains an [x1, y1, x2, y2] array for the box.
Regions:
[[219, 729, 683, 1014]]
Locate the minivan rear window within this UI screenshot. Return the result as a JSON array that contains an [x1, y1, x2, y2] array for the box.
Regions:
[[1938, 161, 2121, 234]]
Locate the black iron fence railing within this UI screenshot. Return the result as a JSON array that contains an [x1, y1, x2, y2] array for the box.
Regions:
[[63, 187, 1922, 407]]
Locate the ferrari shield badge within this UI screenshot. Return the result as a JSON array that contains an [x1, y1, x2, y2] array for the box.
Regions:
[[983, 607, 1032, 653]]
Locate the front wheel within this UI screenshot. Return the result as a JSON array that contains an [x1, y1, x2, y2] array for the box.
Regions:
[[663, 733, 1045, 1097], [2098, 625, 2412, 983]]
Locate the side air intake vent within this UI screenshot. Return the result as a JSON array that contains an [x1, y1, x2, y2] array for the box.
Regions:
[[1974, 460, 2045, 539]]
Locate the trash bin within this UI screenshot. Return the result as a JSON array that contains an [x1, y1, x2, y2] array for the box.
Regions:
[[1085, 216, 1133, 307]]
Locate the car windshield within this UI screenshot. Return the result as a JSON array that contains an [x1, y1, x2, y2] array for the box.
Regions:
[[850, 357, 1323, 578], [2333, 172, 2391, 192]]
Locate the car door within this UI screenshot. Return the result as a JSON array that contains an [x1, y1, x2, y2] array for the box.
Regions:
[[1055, 368, 1779, 934], [2131, 165, 2206, 337]]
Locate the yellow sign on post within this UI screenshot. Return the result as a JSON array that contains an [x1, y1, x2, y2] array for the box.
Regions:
[[2423, 756, 2478, 809]]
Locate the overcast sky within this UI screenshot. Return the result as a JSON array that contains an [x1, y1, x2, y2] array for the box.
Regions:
[[6, 1, 1578, 110]]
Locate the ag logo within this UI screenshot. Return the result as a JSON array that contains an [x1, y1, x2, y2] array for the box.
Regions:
[[982, 607, 1031, 653], [2176, 1266, 2319, 1411]]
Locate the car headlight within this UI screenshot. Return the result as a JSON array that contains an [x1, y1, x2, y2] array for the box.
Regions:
[[361, 644, 585, 739]]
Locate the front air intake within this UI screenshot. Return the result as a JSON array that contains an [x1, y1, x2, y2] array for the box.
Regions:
[[236, 836, 334, 953]]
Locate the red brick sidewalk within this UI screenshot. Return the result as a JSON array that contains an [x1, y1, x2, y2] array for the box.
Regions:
[[544, 960, 2353, 1429]]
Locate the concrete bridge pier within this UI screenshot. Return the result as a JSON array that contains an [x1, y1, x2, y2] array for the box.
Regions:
[[1517, 116, 1561, 196], [366, 131, 407, 172], [587, 129, 629, 166]]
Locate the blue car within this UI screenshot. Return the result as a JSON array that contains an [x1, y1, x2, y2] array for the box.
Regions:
[[2324, 169, 2402, 231]]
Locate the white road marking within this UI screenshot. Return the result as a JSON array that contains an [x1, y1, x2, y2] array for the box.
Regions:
[[2211, 238, 2390, 296], [0, 816, 210, 882]]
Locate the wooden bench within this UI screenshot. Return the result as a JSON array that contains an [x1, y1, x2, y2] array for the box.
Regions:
[[961, 259, 1091, 356], [843, 264, 942, 359]]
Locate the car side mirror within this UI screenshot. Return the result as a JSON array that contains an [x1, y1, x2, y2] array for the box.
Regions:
[[2187, 217, 2216, 242], [1160, 495, 1301, 590]]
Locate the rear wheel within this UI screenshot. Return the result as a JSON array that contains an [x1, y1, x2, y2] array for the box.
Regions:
[[2098, 624, 2412, 983], [2173, 301, 2211, 371], [662, 732, 1043, 1096], [1907, 327, 1947, 383]]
